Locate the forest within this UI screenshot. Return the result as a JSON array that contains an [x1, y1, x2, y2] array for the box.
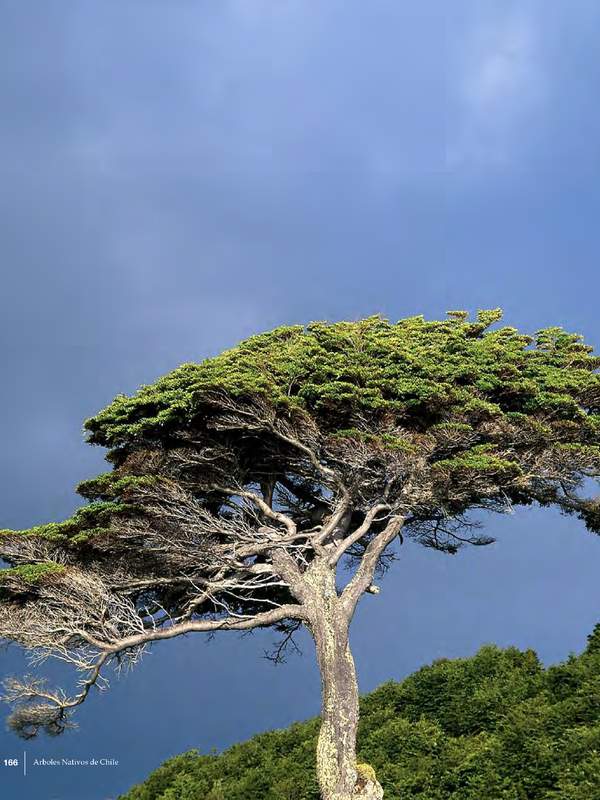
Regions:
[[121, 625, 600, 800]]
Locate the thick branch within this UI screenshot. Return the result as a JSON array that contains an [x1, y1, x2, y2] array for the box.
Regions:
[[328, 503, 391, 566], [341, 515, 405, 616], [1, 602, 306, 738]]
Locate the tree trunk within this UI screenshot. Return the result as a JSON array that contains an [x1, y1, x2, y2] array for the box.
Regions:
[[309, 580, 384, 800]]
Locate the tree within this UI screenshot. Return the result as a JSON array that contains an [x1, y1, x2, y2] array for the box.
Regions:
[[1, 310, 599, 800]]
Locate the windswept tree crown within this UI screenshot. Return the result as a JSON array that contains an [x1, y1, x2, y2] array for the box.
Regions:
[[1, 310, 599, 741], [80, 308, 600, 535], [85, 308, 600, 451]]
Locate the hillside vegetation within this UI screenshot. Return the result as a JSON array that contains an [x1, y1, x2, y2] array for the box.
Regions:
[[121, 627, 600, 800]]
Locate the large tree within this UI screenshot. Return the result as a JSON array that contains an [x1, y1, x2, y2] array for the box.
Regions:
[[1, 311, 599, 800]]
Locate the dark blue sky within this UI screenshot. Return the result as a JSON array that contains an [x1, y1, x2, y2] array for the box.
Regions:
[[1, 2, 599, 798]]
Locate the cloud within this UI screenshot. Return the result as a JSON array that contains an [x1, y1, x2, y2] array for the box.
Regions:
[[446, 6, 546, 169]]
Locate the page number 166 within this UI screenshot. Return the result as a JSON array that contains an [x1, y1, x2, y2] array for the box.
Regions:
[[3, 759, 19, 766]]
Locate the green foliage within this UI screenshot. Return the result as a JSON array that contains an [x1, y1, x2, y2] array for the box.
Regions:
[[0, 563, 66, 584], [120, 632, 600, 800], [83, 312, 600, 451], [76, 473, 159, 501], [586, 623, 600, 654], [0, 501, 132, 545], [432, 447, 521, 478], [329, 428, 416, 452]]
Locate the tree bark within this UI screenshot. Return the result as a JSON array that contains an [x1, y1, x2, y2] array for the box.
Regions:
[[308, 568, 383, 800]]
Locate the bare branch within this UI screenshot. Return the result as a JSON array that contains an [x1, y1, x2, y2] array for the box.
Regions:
[[328, 504, 391, 566], [340, 515, 405, 616]]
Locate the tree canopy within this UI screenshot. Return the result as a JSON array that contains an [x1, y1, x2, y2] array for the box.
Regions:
[[5, 309, 600, 552]]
